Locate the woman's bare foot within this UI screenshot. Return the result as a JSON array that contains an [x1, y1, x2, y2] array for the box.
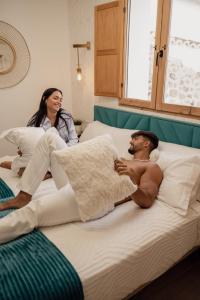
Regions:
[[0, 161, 12, 169], [0, 191, 32, 211]]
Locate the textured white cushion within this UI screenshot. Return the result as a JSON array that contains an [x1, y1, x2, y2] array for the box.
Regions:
[[55, 134, 137, 221], [157, 155, 200, 215], [0, 127, 45, 174], [80, 121, 160, 161]]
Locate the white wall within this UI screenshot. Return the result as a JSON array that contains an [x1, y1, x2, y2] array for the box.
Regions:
[[67, 0, 114, 124], [0, 0, 72, 156]]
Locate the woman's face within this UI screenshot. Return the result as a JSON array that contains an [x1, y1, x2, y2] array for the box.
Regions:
[[46, 91, 62, 113]]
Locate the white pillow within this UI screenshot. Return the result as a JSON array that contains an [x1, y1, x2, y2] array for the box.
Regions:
[[54, 134, 137, 221], [157, 140, 200, 203], [157, 155, 200, 215], [0, 127, 45, 174], [159, 140, 200, 156], [80, 121, 160, 161]]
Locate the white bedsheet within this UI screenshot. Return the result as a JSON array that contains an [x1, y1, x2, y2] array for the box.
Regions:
[[42, 201, 200, 300], [1, 160, 200, 300]]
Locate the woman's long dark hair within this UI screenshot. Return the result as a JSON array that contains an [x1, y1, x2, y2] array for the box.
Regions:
[[27, 88, 67, 129]]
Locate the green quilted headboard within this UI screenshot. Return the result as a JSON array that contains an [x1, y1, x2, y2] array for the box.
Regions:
[[94, 105, 200, 149]]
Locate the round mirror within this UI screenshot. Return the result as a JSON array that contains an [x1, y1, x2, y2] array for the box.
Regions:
[[0, 37, 16, 74], [0, 21, 30, 88]]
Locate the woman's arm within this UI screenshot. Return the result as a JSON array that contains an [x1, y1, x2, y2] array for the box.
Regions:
[[67, 117, 79, 146], [60, 112, 78, 146]]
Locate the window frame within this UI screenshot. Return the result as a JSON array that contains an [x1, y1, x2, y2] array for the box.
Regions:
[[120, 0, 200, 118], [94, 0, 200, 119]]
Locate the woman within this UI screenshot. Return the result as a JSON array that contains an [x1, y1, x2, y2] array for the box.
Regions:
[[0, 88, 78, 172], [27, 88, 78, 145]]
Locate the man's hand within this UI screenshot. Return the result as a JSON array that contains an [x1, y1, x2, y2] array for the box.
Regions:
[[114, 158, 139, 184], [114, 158, 132, 176], [115, 158, 130, 175]]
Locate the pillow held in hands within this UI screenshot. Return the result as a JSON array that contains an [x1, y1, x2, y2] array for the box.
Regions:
[[55, 134, 137, 221]]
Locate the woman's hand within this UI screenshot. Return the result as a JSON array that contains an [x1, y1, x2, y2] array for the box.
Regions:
[[17, 149, 22, 156]]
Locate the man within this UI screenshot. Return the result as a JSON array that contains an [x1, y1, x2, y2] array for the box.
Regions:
[[114, 130, 163, 208], [0, 130, 163, 244]]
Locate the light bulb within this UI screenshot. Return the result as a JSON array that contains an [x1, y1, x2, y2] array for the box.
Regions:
[[76, 67, 82, 81]]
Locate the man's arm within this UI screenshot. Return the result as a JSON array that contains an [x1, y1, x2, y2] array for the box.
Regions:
[[131, 165, 163, 208]]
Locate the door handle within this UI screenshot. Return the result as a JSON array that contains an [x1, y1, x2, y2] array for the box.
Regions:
[[156, 49, 164, 66]]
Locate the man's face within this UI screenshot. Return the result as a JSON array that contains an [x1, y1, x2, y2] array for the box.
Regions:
[[128, 135, 149, 155]]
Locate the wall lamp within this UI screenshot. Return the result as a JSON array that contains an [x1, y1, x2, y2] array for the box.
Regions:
[[73, 41, 90, 81]]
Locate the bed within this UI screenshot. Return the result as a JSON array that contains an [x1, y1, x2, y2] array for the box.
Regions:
[[0, 105, 200, 300]]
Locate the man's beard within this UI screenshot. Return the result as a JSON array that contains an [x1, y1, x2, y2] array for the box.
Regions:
[[128, 146, 135, 155]]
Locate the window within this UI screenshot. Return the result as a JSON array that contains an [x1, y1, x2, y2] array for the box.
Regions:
[[95, 0, 200, 118]]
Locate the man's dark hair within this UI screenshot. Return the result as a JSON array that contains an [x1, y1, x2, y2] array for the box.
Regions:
[[131, 130, 159, 151]]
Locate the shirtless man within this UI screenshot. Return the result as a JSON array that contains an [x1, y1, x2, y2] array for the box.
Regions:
[[0, 130, 163, 244], [114, 130, 163, 208]]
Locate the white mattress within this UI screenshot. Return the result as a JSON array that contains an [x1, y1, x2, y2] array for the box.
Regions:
[[1, 159, 200, 300]]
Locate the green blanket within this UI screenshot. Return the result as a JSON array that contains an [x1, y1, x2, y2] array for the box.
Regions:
[[0, 178, 84, 300]]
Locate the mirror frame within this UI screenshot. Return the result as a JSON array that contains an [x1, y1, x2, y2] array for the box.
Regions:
[[0, 36, 16, 75]]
